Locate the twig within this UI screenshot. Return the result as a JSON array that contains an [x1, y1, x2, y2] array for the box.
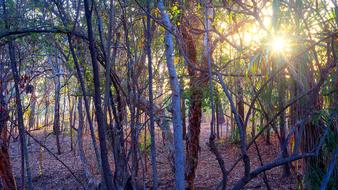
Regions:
[[24, 130, 86, 189]]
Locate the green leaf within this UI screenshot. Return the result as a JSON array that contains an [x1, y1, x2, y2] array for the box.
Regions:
[[248, 53, 261, 73]]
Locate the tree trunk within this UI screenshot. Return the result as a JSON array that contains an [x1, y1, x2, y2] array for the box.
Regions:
[[66, 35, 101, 168], [158, 1, 185, 189], [83, 0, 114, 188], [3, 1, 34, 184], [8, 40, 33, 190], [231, 109, 235, 137], [146, 0, 158, 188], [179, 69, 186, 140], [180, 22, 205, 190], [53, 55, 62, 155], [0, 65, 17, 190], [72, 101, 77, 156], [277, 68, 291, 177], [44, 78, 49, 134], [68, 94, 74, 151], [216, 96, 222, 139], [251, 110, 256, 139], [181, 85, 186, 140], [266, 123, 271, 145], [236, 80, 245, 130], [78, 97, 98, 188], [0, 128, 17, 190], [28, 86, 36, 144], [61, 92, 66, 134], [54, 0, 101, 168]]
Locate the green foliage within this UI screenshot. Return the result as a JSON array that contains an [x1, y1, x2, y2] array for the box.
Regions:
[[229, 126, 240, 144], [256, 123, 264, 133], [0, 0, 336, 188], [139, 130, 151, 154], [247, 52, 263, 75], [272, 0, 280, 30], [304, 162, 336, 190], [305, 108, 338, 189], [182, 84, 220, 113], [169, 2, 181, 25]]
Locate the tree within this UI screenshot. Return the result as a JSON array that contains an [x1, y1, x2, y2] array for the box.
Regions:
[[0, 0, 336, 189], [0, 51, 17, 190], [158, 1, 185, 189], [83, 0, 114, 188], [51, 54, 62, 155]]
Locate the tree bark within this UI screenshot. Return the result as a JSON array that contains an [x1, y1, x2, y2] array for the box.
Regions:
[[8, 41, 33, 190], [146, 0, 159, 188], [277, 67, 291, 177], [0, 128, 17, 190], [53, 0, 101, 168], [28, 86, 36, 144], [236, 80, 244, 134], [68, 93, 74, 151], [158, 1, 185, 189], [83, 0, 114, 189], [180, 21, 205, 190], [2, 1, 33, 188], [180, 80, 186, 140], [52, 54, 62, 155], [67, 35, 101, 169], [0, 64, 17, 190], [78, 97, 98, 188], [44, 78, 49, 133]]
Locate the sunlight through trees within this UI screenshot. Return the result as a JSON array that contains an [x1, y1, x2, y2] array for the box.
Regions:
[[0, 0, 337, 189]]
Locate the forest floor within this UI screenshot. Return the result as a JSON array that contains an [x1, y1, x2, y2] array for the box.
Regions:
[[9, 124, 300, 190]]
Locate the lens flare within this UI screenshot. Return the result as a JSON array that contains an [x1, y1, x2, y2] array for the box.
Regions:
[[271, 36, 286, 52]]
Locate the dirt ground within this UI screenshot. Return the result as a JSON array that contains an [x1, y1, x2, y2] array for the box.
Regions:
[[9, 124, 299, 189]]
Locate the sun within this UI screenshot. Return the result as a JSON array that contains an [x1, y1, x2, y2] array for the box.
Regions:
[[271, 36, 286, 52], [270, 36, 287, 52]]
